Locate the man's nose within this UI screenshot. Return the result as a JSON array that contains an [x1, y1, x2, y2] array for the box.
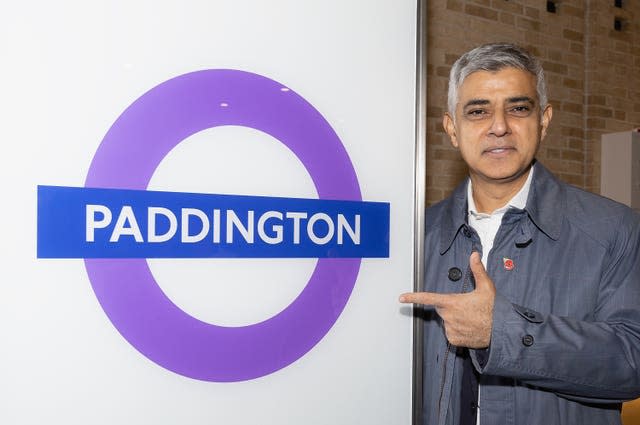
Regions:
[[488, 110, 510, 137]]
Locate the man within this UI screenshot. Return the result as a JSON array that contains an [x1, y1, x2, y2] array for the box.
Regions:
[[399, 43, 640, 425]]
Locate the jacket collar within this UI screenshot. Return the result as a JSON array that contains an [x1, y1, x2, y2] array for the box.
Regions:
[[439, 162, 564, 255], [524, 162, 564, 241], [439, 177, 469, 255]]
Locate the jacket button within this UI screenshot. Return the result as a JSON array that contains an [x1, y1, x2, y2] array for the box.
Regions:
[[522, 334, 534, 347], [463, 227, 472, 238], [448, 267, 462, 282]]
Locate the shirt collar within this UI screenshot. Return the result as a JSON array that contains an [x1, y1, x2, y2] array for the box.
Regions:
[[467, 164, 534, 217], [439, 162, 563, 255]]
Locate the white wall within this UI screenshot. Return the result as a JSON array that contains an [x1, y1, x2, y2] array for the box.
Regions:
[[0, 1, 417, 423]]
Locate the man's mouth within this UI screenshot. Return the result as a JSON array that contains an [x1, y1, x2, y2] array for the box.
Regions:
[[484, 146, 514, 155]]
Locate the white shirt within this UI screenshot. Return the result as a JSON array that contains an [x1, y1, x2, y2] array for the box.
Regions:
[[466, 165, 534, 425], [467, 166, 534, 267]]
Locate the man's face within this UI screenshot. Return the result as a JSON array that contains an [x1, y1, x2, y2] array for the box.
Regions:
[[443, 67, 552, 186]]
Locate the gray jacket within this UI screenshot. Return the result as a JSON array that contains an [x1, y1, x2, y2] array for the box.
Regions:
[[422, 163, 640, 425]]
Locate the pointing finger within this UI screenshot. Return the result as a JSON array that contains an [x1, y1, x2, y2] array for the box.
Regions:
[[399, 291, 448, 307]]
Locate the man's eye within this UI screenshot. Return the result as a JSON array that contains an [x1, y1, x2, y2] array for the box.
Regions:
[[510, 105, 531, 115], [466, 109, 486, 117]]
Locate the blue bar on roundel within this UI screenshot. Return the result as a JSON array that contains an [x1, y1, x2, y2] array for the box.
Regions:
[[37, 185, 390, 259]]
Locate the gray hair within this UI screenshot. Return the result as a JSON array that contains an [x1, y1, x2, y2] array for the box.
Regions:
[[447, 43, 548, 116]]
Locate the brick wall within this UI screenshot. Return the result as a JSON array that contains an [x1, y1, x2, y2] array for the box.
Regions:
[[584, 1, 640, 193], [425, 0, 640, 206]]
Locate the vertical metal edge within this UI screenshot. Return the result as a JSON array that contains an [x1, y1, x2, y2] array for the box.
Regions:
[[412, 0, 427, 424]]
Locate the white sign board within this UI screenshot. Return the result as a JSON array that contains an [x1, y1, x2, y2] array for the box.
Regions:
[[0, 1, 418, 423]]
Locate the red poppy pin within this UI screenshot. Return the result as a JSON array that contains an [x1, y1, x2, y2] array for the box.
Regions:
[[503, 257, 514, 271]]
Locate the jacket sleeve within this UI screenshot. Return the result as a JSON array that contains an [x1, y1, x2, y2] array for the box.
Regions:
[[471, 215, 640, 403]]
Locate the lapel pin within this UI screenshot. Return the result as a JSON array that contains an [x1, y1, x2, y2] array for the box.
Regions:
[[503, 257, 515, 271]]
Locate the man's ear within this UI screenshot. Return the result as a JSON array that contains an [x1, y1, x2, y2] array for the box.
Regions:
[[540, 104, 553, 141], [443, 113, 459, 148]]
